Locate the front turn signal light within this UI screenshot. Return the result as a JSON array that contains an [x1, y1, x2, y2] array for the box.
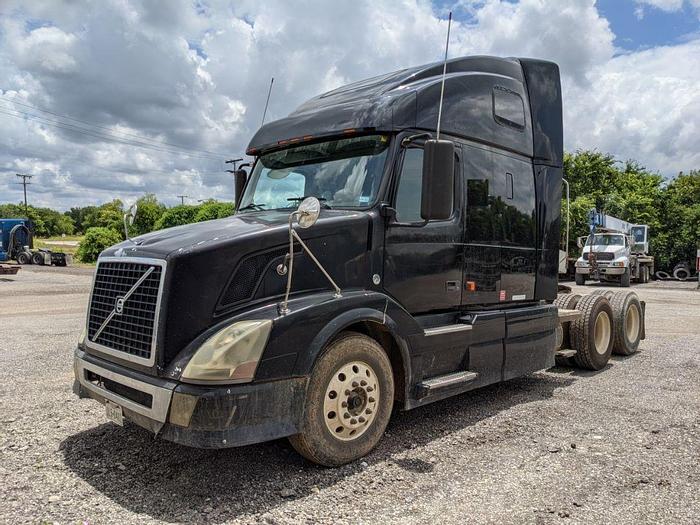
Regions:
[[181, 320, 272, 383]]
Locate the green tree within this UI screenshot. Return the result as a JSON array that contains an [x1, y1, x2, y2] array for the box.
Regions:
[[193, 201, 234, 222], [153, 205, 199, 230], [130, 194, 166, 236], [76, 227, 123, 263]]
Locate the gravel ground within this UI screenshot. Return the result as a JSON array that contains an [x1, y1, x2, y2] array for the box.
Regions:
[[1, 265, 699, 524]]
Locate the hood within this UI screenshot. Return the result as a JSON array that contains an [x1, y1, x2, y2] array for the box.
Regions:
[[101, 209, 364, 260], [97, 209, 373, 369]]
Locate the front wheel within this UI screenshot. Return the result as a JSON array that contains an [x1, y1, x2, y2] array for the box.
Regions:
[[575, 272, 586, 286], [289, 332, 394, 466], [620, 269, 631, 287]]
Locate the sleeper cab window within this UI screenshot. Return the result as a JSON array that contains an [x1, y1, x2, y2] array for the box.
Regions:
[[493, 86, 525, 130], [394, 148, 425, 223]]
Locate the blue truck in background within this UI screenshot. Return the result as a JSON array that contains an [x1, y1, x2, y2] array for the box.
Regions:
[[0, 218, 70, 266]]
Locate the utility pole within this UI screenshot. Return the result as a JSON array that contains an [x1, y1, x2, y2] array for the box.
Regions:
[[15, 174, 32, 216], [177, 195, 189, 205]]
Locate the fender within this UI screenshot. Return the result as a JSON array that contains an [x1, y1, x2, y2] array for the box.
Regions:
[[296, 304, 414, 405]]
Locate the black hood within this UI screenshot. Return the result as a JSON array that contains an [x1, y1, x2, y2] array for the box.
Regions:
[[99, 209, 373, 369]]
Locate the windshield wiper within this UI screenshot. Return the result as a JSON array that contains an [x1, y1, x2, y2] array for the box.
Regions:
[[238, 203, 266, 211], [287, 196, 332, 209]]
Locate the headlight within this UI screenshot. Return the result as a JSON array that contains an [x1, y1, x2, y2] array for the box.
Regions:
[[181, 320, 272, 383], [611, 261, 626, 267], [576, 260, 589, 267]]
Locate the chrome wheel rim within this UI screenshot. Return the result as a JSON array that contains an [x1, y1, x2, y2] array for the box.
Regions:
[[594, 311, 611, 355], [323, 361, 379, 441], [625, 304, 641, 342]]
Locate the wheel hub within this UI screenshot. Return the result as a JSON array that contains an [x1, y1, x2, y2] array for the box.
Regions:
[[323, 361, 379, 441]]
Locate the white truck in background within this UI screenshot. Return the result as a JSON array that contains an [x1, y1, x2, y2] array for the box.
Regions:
[[574, 211, 654, 287]]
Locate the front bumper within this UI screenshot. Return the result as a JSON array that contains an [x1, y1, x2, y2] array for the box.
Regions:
[[576, 266, 625, 276], [73, 349, 307, 448]]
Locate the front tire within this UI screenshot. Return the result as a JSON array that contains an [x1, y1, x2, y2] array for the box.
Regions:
[[575, 272, 586, 286], [620, 268, 631, 287], [289, 332, 394, 466]]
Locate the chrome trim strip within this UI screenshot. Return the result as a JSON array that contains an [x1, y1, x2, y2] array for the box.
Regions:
[[76, 357, 175, 422], [85, 256, 167, 367], [421, 371, 478, 389], [423, 324, 473, 337]]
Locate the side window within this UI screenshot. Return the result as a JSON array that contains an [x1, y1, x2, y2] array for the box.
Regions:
[[394, 148, 424, 223], [493, 86, 525, 130]]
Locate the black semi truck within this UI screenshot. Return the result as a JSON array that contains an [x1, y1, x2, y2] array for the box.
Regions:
[[73, 56, 645, 466]]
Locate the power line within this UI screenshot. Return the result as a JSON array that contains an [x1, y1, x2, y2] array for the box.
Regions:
[[0, 106, 227, 162], [0, 95, 231, 158], [15, 173, 32, 215]]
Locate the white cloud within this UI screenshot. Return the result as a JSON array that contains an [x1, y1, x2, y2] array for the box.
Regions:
[[0, 0, 698, 211]]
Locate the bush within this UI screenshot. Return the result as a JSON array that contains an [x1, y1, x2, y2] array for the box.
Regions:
[[193, 201, 235, 222], [153, 205, 199, 230], [77, 227, 123, 263]]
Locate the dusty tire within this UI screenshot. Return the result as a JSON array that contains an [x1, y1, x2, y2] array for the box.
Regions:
[[609, 291, 643, 356], [289, 332, 394, 466], [589, 289, 615, 300], [575, 273, 586, 286], [620, 269, 630, 287], [553, 294, 581, 364], [16, 252, 31, 265], [31, 252, 45, 265], [673, 267, 690, 281], [571, 294, 614, 370]]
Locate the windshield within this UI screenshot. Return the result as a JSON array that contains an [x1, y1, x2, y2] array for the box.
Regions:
[[587, 234, 624, 247], [238, 134, 390, 212]]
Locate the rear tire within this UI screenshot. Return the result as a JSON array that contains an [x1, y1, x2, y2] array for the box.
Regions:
[[571, 294, 614, 370], [553, 294, 581, 365], [589, 289, 615, 300], [289, 332, 394, 466], [620, 269, 630, 287], [31, 252, 45, 265], [16, 252, 31, 265], [609, 291, 643, 355], [575, 273, 586, 286]]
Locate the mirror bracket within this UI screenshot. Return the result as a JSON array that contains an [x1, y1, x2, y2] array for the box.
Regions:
[[278, 198, 342, 315]]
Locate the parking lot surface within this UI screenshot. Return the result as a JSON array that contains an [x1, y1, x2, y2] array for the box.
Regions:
[[1, 265, 699, 524]]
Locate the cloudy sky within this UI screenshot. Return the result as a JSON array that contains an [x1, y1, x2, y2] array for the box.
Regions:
[[1, 0, 699, 210]]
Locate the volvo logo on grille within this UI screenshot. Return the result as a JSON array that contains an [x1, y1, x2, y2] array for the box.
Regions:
[[114, 296, 125, 315]]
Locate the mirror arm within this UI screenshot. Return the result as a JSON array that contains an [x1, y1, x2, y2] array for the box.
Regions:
[[401, 132, 432, 147]]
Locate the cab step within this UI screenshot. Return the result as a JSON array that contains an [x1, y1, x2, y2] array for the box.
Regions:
[[415, 371, 478, 399]]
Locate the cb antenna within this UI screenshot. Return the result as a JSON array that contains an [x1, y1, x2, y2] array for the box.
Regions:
[[261, 77, 274, 126], [436, 11, 452, 140]]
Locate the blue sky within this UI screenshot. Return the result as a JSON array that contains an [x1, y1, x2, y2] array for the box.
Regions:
[[598, 0, 700, 50]]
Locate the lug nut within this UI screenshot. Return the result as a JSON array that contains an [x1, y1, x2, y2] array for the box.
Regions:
[[360, 380, 367, 386], [367, 387, 374, 392], [350, 418, 357, 425], [344, 412, 350, 419], [358, 416, 365, 423], [341, 401, 347, 408], [345, 389, 351, 396], [369, 397, 375, 403], [365, 408, 372, 414], [352, 381, 359, 387]]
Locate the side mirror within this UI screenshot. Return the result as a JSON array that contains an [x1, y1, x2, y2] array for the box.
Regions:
[[123, 203, 138, 243], [421, 139, 454, 220], [295, 197, 321, 229], [234, 169, 248, 207]]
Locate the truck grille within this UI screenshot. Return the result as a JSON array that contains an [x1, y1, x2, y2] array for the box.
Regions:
[[588, 252, 614, 261], [87, 260, 164, 364]]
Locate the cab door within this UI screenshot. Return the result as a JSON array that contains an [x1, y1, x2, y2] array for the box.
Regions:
[[382, 141, 464, 314]]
